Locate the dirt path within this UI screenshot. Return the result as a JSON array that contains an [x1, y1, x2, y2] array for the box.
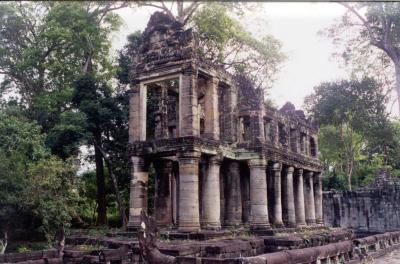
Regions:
[[371, 250, 400, 264]]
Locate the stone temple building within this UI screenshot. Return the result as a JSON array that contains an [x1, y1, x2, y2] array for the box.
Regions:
[[127, 12, 324, 232]]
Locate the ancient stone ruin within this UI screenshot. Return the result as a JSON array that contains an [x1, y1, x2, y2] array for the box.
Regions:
[[324, 175, 400, 233], [5, 11, 400, 264], [127, 12, 324, 233]]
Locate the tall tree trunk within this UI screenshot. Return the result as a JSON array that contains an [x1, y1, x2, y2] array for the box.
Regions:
[[94, 131, 107, 225], [395, 63, 400, 115], [93, 140, 128, 228]]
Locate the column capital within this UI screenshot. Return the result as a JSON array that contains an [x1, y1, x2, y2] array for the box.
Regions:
[[182, 64, 197, 75], [296, 168, 304, 175], [178, 151, 201, 161], [131, 156, 146, 167], [287, 166, 295, 173], [128, 85, 140, 94], [304, 171, 314, 179], [315, 171, 323, 180], [209, 75, 220, 85], [154, 159, 174, 173], [272, 162, 282, 171], [248, 158, 267, 168], [209, 155, 222, 165]]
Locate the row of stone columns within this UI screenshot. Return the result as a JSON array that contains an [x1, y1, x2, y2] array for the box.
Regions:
[[270, 163, 324, 227], [128, 155, 323, 231]]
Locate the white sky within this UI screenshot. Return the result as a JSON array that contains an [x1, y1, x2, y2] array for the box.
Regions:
[[111, 2, 349, 110]]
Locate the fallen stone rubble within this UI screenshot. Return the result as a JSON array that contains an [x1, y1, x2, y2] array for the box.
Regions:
[[1, 230, 399, 263]]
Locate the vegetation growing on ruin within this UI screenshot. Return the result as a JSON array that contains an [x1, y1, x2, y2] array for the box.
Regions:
[[1, 0, 400, 251]]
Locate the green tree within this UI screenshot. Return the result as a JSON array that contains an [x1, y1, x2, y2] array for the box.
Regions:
[[0, 112, 48, 234], [21, 157, 82, 243], [72, 74, 129, 226], [191, 4, 285, 90], [0, 111, 82, 244], [327, 3, 400, 113], [0, 2, 126, 225], [305, 77, 394, 190]]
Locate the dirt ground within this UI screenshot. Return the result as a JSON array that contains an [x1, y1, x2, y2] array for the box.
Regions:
[[372, 250, 400, 264]]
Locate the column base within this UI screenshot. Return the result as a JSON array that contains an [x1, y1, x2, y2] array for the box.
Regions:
[[286, 222, 297, 228], [272, 222, 284, 228], [250, 223, 271, 231], [201, 223, 221, 230], [127, 220, 140, 231], [224, 220, 242, 227], [178, 222, 201, 232], [296, 222, 307, 228], [306, 219, 317, 225]]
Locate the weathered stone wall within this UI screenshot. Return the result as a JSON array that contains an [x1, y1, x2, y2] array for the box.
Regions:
[[323, 184, 400, 232]]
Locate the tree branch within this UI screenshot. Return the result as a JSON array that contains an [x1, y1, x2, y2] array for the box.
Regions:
[[340, 3, 379, 46]]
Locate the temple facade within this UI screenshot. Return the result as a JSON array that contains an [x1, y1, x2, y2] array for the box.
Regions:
[[127, 13, 323, 232]]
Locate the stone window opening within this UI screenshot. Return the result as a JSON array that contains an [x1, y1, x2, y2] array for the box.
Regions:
[[198, 95, 205, 137], [290, 128, 297, 152], [264, 119, 273, 142], [300, 133, 306, 153], [239, 116, 251, 142], [146, 85, 159, 140], [145, 78, 179, 140], [310, 137, 317, 157], [278, 123, 287, 146]]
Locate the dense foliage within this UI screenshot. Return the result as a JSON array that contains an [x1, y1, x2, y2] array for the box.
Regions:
[[305, 77, 400, 190]]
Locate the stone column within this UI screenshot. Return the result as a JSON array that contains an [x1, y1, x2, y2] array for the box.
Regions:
[[272, 162, 283, 227], [204, 76, 220, 140], [154, 160, 173, 226], [249, 159, 270, 230], [294, 168, 306, 227], [225, 161, 242, 226], [282, 166, 296, 227], [314, 172, 324, 225], [178, 152, 200, 232], [172, 170, 177, 225], [179, 66, 199, 137], [201, 156, 221, 229], [128, 82, 146, 142], [128, 156, 148, 229], [304, 171, 316, 225]]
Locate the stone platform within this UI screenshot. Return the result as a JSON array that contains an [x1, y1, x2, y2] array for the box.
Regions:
[[6, 228, 400, 264]]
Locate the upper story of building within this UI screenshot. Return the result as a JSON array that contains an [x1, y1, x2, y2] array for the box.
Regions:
[[128, 12, 321, 170]]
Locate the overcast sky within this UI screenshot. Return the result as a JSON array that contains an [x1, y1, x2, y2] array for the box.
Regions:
[[111, 2, 348, 111]]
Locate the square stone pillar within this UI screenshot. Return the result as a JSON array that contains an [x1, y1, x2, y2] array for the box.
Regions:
[[304, 171, 316, 225], [294, 168, 306, 227], [272, 162, 284, 227], [128, 156, 148, 229], [154, 160, 173, 226], [178, 151, 201, 232], [204, 77, 220, 140], [282, 166, 296, 227], [201, 156, 221, 229], [314, 171, 324, 225], [224, 161, 242, 226], [248, 159, 270, 230], [128, 82, 147, 142], [179, 67, 199, 137]]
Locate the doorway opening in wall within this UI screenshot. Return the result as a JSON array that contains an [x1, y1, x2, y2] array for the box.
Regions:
[[147, 159, 179, 227], [145, 78, 179, 140]]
